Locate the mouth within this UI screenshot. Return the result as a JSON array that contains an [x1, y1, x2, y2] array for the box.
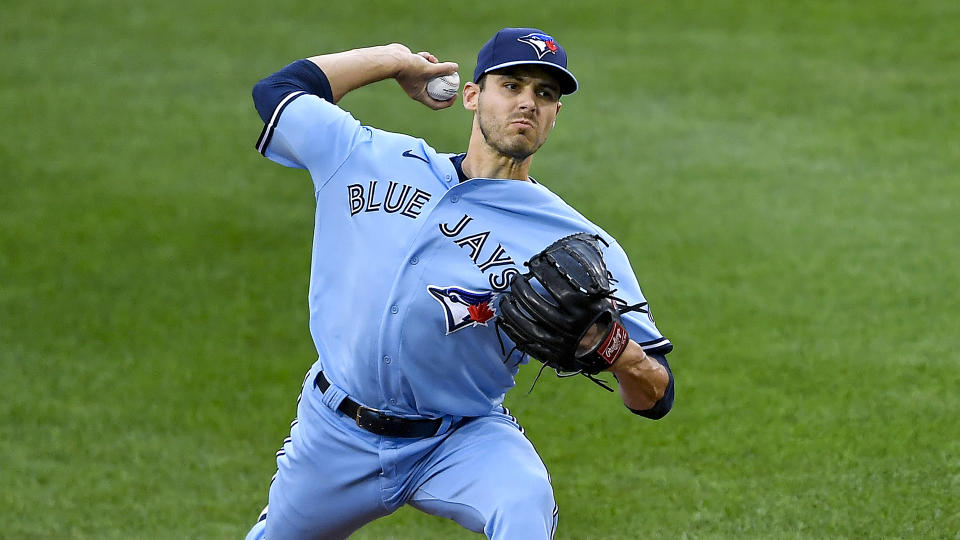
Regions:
[[509, 118, 535, 129]]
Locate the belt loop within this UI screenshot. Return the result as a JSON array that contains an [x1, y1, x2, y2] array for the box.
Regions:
[[435, 415, 458, 436], [318, 379, 349, 412]]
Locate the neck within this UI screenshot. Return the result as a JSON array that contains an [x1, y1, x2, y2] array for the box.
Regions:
[[461, 125, 532, 181]]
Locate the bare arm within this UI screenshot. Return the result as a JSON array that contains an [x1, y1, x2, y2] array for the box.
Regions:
[[307, 44, 459, 109], [578, 322, 670, 412], [608, 341, 670, 411]]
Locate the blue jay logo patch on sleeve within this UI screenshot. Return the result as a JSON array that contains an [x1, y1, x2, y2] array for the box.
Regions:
[[517, 32, 560, 59], [428, 285, 497, 334]]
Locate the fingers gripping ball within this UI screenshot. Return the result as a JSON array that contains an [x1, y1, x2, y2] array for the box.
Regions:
[[497, 233, 632, 377], [426, 72, 460, 101]]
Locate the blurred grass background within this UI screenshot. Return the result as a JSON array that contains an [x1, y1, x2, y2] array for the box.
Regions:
[[2, 0, 958, 538]]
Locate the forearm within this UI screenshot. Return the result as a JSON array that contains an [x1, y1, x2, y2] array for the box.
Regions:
[[609, 341, 670, 413], [308, 44, 418, 102]]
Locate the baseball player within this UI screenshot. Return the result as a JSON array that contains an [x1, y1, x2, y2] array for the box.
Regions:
[[244, 27, 675, 540]]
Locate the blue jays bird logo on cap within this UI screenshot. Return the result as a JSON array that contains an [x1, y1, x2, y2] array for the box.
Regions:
[[517, 32, 560, 59], [428, 285, 497, 334]]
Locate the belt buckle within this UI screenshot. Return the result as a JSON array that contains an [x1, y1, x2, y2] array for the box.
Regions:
[[355, 405, 387, 432]]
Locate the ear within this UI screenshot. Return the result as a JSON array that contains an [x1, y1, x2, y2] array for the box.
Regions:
[[462, 81, 480, 111], [553, 101, 562, 127]]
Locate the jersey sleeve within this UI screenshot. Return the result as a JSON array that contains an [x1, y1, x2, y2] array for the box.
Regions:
[[252, 60, 370, 188]]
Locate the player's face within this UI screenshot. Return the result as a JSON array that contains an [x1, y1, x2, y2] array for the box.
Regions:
[[471, 67, 562, 161]]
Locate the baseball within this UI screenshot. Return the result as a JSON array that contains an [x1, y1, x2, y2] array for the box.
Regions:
[[426, 72, 460, 101]]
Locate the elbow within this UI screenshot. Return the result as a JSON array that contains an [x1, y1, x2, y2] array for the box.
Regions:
[[628, 392, 673, 420], [252, 78, 277, 123], [252, 60, 334, 124]]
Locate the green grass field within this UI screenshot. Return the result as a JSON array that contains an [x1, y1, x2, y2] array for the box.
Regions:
[[2, 0, 959, 538]]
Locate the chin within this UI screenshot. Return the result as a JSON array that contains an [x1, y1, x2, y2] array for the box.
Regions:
[[501, 146, 535, 161], [484, 131, 539, 161], [504, 137, 539, 156]]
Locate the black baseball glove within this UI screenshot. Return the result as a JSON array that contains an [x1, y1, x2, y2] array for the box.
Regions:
[[497, 233, 645, 389]]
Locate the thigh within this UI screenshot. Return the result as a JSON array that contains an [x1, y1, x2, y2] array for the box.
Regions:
[[408, 409, 558, 540], [265, 384, 392, 540]]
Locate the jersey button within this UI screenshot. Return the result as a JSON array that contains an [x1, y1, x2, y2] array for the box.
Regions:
[[410, 256, 419, 265], [390, 398, 397, 405], [383, 356, 391, 364], [390, 305, 399, 314], [450, 195, 460, 203]]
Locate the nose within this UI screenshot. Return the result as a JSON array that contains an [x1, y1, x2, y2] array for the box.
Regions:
[[517, 86, 537, 111]]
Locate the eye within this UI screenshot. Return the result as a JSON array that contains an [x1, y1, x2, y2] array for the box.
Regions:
[[503, 82, 519, 91], [537, 88, 559, 100]]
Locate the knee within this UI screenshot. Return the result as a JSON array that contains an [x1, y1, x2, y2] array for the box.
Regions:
[[490, 473, 556, 526]]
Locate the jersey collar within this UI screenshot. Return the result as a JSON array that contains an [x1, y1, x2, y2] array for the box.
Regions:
[[449, 153, 470, 183], [448, 153, 538, 184]]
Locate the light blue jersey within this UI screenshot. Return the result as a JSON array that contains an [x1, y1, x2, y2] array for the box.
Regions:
[[246, 35, 677, 539], [256, 92, 671, 419]]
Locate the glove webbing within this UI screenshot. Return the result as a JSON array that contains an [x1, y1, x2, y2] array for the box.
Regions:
[[545, 233, 612, 294]]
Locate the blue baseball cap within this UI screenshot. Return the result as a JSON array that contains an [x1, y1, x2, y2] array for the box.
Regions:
[[473, 27, 578, 95]]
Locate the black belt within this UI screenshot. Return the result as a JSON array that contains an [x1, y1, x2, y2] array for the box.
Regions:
[[314, 371, 442, 438]]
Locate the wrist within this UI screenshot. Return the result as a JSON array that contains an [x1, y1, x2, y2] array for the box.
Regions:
[[381, 43, 416, 77], [608, 340, 649, 375]]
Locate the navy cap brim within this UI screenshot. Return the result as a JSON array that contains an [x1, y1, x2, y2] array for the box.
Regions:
[[479, 60, 579, 95]]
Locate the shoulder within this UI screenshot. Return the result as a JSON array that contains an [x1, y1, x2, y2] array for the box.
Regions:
[[530, 183, 614, 239]]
